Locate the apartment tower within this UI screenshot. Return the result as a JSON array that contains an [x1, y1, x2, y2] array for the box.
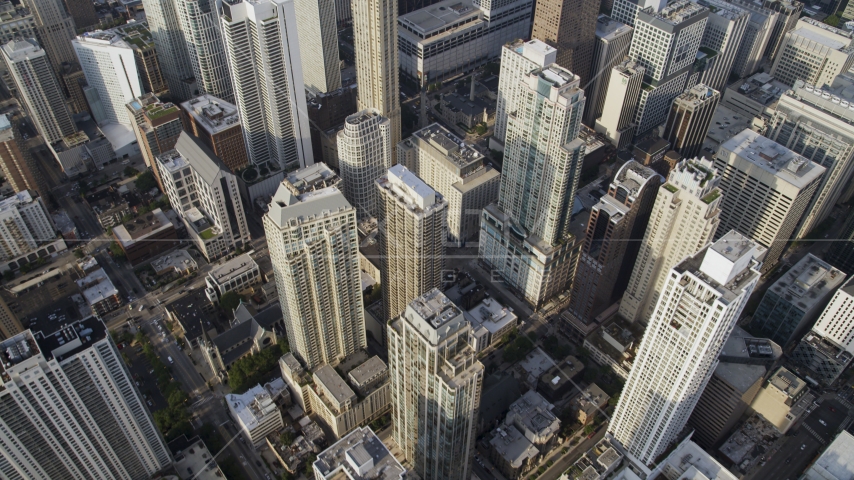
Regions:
[[663, 84, 720, 159], [729, 0, 779, 78], [293, 0, 342, 94], [762, 0, 803, 62], [696, 0, 749, 92], [619, 157, 722, 324], [377, 164, 448, 321], [531, 0, 599, 86], [181, 94, 249, 172], [142, 0, 196, 101], [0, 114, 46, 199], [179, 0, 234, 102], [610, 231, 763, 466], [126, 93, 183, 178], [337, 109, 392, 220]]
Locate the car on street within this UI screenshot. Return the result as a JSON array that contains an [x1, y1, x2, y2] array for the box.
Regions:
[[167, 356, 173, 364]]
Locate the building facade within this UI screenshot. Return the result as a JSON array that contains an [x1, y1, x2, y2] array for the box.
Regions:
[[181, 94, 248, 172], [493, 39, 556, 145], [594, 59, 644, 149], [141, 0, 196, 101], [0, 115, 45, 201], [663, 84, 720, 159], [729, 0, 778, 79], [293, 0, 341, 94], [338, 110, 392, 220], [696, 0, 748, 93], [0, 190, 55, 262], [584, 15, 633, 127], [531, 0, 597, 85], [179, 0, 233, 102], [23, 0, 76, 76], [770, 18, 854, 89], [126, 93, 183, 188]]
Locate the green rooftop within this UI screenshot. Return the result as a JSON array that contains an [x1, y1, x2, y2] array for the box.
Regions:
[[145, 103, 179, 121], [702, 190, 721, 204], [199, 228, 215, 240], [663, 183, 679, 193]]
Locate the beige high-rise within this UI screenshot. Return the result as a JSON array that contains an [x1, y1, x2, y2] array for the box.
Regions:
[[531, 0, 599, 86], [353, 0, 401, 155], [619, 157, 723, 325]]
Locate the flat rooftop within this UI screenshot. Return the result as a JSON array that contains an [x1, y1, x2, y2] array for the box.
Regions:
[[112, 209, 172, 246], [767, 367, 807, 398], [411, 123, 484, 172], [490, 424, 539, 467], [398, 0, 480, 38], [380, 164, 441, 211], [180, 94, 240, 135], [208, 253, 258, 285], [728, 72, 787, 108], [534, 64, 579, 89], [408, 288, 461, 330], [347, 356, 387, 388], [226, 384, 279, 431], [314, 426, 406, 480], [719, 129, 825, 190], [75, 30, 131, 48], [674, 234, 762, 303], [465, 297, 517, 335], [76, 268, 119, 306], [283, 163, 341, 195], [766, 254, 845, 312], [595, 14, 632, 40], [267, 181, 352, 228], [804, 431, 854, 480], [313, 365, 357, 407], [790, 26, 850, 50]]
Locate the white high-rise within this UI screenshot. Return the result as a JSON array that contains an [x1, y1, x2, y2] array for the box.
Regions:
[[595, 59, 644, 149], [72, 31, 144, 126], [770, 18, 854, 88], [142, 0, 196, 101], [585, 15, 633, 127], [178, 0, 234, 102], [610, 231, 763, 466], [619, 157, 723, 324], [0, 190, 55, 261], [493, 39, 557, 145], [1, 38, 75, 143], [697, 0, 749, 92], [263, 172, 366, 370], [0, 318, 172, 478], [221, 0, 314, 171], [810, 278, 854, 353], [337, 109, 392, 220], [293, 0, 341, 94], [611, 0, 667, 27], [388, 288, 483, 480]]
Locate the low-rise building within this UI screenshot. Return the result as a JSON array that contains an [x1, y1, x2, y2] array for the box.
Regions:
[[721, 72, 787, 121], [583, 316, 645, 379], [165, 288, 216, 348], [75, 266, 121, 316], [571, 384, 609, 425], [436, 91, 494, 133], [226, 380, 286, 447], [111, 209, 179, 266], [204, 253, 262, 303], [561, 438, 625, 480], [791, 331, 854, 386], [749, 367, 815, 434], [149, 249, 197, 276], [648, 436, 737, 479], [488, 388, 562, 477], [538, 357, 584, 402], [489, 424, 540, 480], [200, 303, 280, 378], [312, 426, 406, 480], [267, 431, 320, 475], [465, 297, 517, 353], [802, 431, 854, 480], [168, 435, 224, 480]]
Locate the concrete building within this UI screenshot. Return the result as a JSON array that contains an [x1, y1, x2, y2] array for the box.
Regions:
[[489, 390, 560, 480], [721, 72, 788, 122], [398, 123, 500, 245], [169, 435, 225, 480], [204, 253, 261, 302], [73, 31, 144, 127], [609, 231, 763, 466], [663, 84, 720, 159], [179, 0, 233, 102], [465, 296, 518, 353], [493, 39, 557, 146], [0, 190, 55, 262], [771, 19, 854, 89], [802, 431, 854, 480], [112, 209, 179, 266], [75, 266, 122, 316], [728, 0, 778, 79], [293, 0, 341, 94], [226, 381, 285, 447], [531, 0, 597, 85], [126, 94, 182, 188], [353, 0, 401, 155], [263, 174, 366, 370], [567, 161, 662, 324], [0, 114, 46, 199], [479, 65, 586, 307], [141, 0, 196, 101], [563, 437, 625, 480], [306, 85, 358, 168], [595, 59, 644, 149], [338, 110, 392, 220], [181, 94, 248, 172], [313, 426, 407, 480], [377, 164, 447, 321], [582, 315, 645, 379], [24, 0, 76, 76], [165, 288, 217, 348], [610, 0, 667, 27], [713, 129, 825, 271], [221, 0, 313, 172], [647, 436, 737, 479], [828, 209, 854, 273], [619, 157, 722, 325], [585, 16, 633, 127], [571, 384, 609, 425], [0, 2, 36, 47], [109, 21, 166, 95], [387, 289, 483, 480], [1, 38, 75, 143], [0, 294, 22, 339], [749, 367, 813, 433], [398, 0, 534, 86], [762, 0, 803, 63], [0, 319, 172, 478], [695, 0, 749, 93], [156, 133, 250, 260], [750, 254, 844, 346]]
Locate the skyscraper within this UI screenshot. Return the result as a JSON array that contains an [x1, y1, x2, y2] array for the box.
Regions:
[[729, 0, 778, 79], [22, 0, 76, 76], [62, 0, 98, 29], [112, 22, 167, 96], [713, 129, 825, 272], [480, 64, 585, 307], [353, 0, 401, 154], [221, 0, 314, 171], [0, 190, 55, 261], [827, 210, 854, 273], [770, 18, 854, 88], [696, 0, 749, 92], [610, 231, 763, 466], [762, 0, 803, 63], [1, 38, 75, 143], [126, 93, 183, 187], [181, 94, 249, 172], [337, 110, 392, 220], [142, 0, 197, 101], [584, 15, 633, 127], [0, 114, 47, 199], [663, 84, 720, 159], [388, 288, 483, 480], [0, 318, 173, 478], [594, 59, 644, 149], [566, 161, 661, 323], [263, 170, 366, 370], [179, 0, 234, 102], [293, 0, 342, 94], [619, 157, 722, 324], [377, 164, 448, 321], [610, 0, 667, 27], [531, 0, 599, 86]]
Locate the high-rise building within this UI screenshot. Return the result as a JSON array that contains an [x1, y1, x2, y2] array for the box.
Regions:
[[762, 0, 804, 63], [62, 0, 98, 29], [1, 38, 75, 143], [110, 21, 167, 95], [377, 164, 448, 321], [610, 0, 667, 27], [619, 157, 722, 324], [696, 0, 749, 92], [0, 190, 54, 262], [264, 168, 366, 370], [729, 0, 778, 79], [0, 296, 23, 340], [61, 62, 89, 114], [479, 65, 586, 307], [22, 0, 76, 76], [629, 0, 709, 137], [179, 0, 233, 102], [306, 85, 358, 168], [749, 254, 844, 346], [126, 93, 183, 188], [770, 18, 854, 88], [531, 0, 599, 85], [0, 114, 46, 199], [827, 210, 854, 274], [663, 84, 720, 159], [142, 0, 197, 101], [594, 59, 645, 149], [73, 31, 144, 126], [766, 74, 854, 238], [493, 39, 557, 146], [337, 110, 392, 220], [610, 231, 763, 466], [387, 288, 483, 480], [398, 123, 500, 246], [156, 133, 251, 261], [181, 94, 249, 172], [566, 161, 661, 323], [713, 129, 825, 271], [584, 15, 633, 127], [0, 3, 36, 48], [353, 0, 401, 155], [0, 318, 173, 478], [221, 0, 314, 171], [293, 0, 341, 94]]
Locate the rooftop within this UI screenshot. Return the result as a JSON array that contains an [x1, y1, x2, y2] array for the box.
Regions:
[[595, 14, 632, 40], [674, 230, 763, 302], [654, 438, 737, 479], [719, 129, 825, 189], [407, 288, 462, 331], [166, 289, 213, 342], [267, 182, 352, 228], [789, 26, 851, 50], [169, 435, 223, 480], [465, 297, 517, 336], [406, 123, 489, 179], [798, 331, 853, 368], [208, 253, 259, 285], [283, 163, 341, 196], [108, 20, 154, 51], [378, 164, 443, 211], [313, 365, 357, 408], [766, 254, 845, 312], [112, 209, 172, 246], [534, 64, 580, 89], [643, 0, 707, 27], [347, 356, 388, 389], [766, 367, 807, 399], [181, 94, 241, 135], [14, 317, 107, 370], [76, 268, 119, 306], [697, 0, 748, 20], [398, 0, 481, 38], [674, 83, 720, 108], [490, 424, 539, 468], [506, 390, 560, 440], [612, 160, 661, 199], [75, 30, 132, 49], [226, 383, 281, 431], [729, 72, 787, 107], [667, 157, 720, 198], [802, 431, 854, 480], [787, 74, 854, 124], [720, 325, 782, 364], [313, 427, 406, 480]]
